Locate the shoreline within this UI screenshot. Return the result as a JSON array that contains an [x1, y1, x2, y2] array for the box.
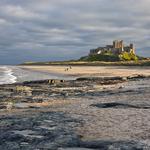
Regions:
[[1, 71, 150, 86], [1, 65, 150, 85], [0, 65, 76, 85]]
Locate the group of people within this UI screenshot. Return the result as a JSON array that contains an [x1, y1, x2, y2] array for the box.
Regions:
[[64, 66, 72, 71]]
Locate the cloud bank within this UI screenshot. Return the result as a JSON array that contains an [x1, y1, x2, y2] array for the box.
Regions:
[[0, 0, 150, 64]]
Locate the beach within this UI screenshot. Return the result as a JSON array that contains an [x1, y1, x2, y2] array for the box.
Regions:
[[21, 65, 150, 78], [0, 66, 150, 149]]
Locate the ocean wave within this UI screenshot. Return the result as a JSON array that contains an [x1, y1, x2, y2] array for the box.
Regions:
[[0, 66, 17, 84]]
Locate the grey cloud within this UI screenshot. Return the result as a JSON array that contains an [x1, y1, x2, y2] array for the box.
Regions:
[[0, 0, 150, 64]]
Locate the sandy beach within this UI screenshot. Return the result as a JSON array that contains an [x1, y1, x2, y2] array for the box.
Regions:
[[21, 65, 150, 78]]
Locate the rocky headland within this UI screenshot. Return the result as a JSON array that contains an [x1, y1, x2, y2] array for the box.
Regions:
[[0, 75, 150, 149]]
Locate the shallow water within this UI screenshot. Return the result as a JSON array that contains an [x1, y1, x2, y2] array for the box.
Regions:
[[0, 66, 17, 84], [0, 66, 75, 85]]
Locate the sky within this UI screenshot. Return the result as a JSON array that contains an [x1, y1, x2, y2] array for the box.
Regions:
[[0, 0, 150, 64]]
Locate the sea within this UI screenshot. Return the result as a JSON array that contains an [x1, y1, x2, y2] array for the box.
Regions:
[[0, 66, 74, 85]]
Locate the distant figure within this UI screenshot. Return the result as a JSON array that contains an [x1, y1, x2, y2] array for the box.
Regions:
[[64, 66, 72, 72], [64, 68, 69, 71]]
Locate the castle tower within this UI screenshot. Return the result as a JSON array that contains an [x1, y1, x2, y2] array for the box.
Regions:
[[113, 40, 124, 53], [113, 40, 123, 49], [113, 40, 118, 48]]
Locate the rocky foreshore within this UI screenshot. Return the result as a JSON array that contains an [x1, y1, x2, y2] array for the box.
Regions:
[[0, 75, 150, 150]]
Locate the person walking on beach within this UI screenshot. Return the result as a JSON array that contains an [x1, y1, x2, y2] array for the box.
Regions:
[[65, 66, 72, 71], [64, 68, 69, 71]]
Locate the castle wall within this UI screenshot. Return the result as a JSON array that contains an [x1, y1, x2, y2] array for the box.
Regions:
[[89, 40, 135, 55]]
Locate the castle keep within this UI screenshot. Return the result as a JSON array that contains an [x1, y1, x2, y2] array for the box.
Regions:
[[89, 40, 135, 56]]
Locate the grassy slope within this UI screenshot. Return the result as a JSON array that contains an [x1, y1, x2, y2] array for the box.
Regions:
[[21, 59, 150, 66], [21, 51, 150, 66]]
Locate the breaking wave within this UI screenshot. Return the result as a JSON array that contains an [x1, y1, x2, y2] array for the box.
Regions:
[[0, 66, 17, 84]]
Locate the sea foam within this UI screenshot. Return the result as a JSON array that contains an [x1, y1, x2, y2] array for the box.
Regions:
[[0, 66, 17, 84]]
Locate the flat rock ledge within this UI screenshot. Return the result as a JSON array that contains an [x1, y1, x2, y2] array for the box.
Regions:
[[0, 75, 150, 149], [7, 74, 148, 86]]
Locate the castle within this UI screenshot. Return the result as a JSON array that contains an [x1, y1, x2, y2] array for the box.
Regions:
[[89, 40, 135, 56]]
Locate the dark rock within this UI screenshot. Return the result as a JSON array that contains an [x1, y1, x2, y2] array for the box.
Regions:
[[79, 140, 149, 150], [91, 102, 150, 109]]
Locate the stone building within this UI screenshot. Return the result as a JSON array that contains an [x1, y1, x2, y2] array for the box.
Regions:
[[89, 40, 135, 55]]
